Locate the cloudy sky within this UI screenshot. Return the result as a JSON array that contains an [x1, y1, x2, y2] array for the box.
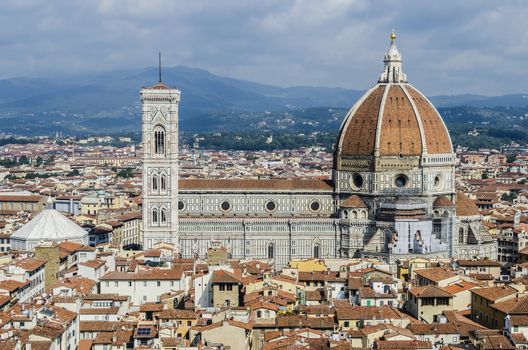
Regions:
[[1, 0, 526, 95]]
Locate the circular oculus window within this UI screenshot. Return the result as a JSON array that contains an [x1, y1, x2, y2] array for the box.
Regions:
[[178, 201, 185, 211], [220, 200, 231, 212], [350, 173, 364, 190], [265, 200, 277, 212], [394, 174, 409, 188], [310, 200, 321, 212]]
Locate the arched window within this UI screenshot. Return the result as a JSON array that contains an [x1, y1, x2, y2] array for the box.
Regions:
[[267, 244, 274, 259], [152, 209, 158, 223], [160, 175, 166, 190], [153, 126, 166, 155], [459, 228, 464, 244], [256, 310, 262, 318], [152, 175, 158, 191], [415, 231, 422, 244], [313, 244, 320, 259], [161, 209, 167, 223]]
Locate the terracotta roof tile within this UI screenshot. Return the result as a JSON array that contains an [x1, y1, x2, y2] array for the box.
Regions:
[[433, 196, 455, 207], [406, 85, 452, 154], [414, 267, 458, 283], [457, 259, 501, 267], [15, 258, 47, 271], [409, 285, 453, 298], [340, 195, 368, 208], [375, 340, 432, 350], [339, 85, 385, 156], [408, 323, 459, 335], [471, 286, 517, 302], [211, 270, 242, 284], [490, 295, 528, 314], [379, 85, 423, 156], [456, 192, 480, 216]]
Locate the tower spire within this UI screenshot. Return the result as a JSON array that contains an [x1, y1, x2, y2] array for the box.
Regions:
[[378, 30, 407, 83], [158, 52, 162, 83]]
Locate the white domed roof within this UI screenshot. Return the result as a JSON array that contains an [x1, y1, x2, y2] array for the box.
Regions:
[[11, 209, 88, 242]]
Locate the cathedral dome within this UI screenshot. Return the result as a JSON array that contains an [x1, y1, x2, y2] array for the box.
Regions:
[[335, 33, 452, 160]]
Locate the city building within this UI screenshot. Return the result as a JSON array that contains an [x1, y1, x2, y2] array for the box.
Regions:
[[10, 200, 89, 251]]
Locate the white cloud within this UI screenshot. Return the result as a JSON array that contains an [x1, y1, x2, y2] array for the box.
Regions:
[[0, 0, 526, 95]]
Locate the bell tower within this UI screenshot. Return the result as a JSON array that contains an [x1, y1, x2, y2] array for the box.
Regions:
[[141, 56, 180, 249]]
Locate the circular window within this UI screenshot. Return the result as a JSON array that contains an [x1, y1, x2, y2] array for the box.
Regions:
[[434, 175, 442, 189], [394, 174, 408, 188], [265, 200, 277, 212], [178, 201, 185, 211], [350, 173, 364, 190], [220, 200, 231, 212], [310, 201, 321, 212]]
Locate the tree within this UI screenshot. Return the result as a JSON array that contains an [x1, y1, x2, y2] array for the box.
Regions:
[[18, 155, 29, 164], [45, 156, 55, 165], [117, 168, 134, 178], [481, 172, 488, 179], [66, 169, 80, 177], [507, 153, 518, 163], [501, 192, 517, 202]]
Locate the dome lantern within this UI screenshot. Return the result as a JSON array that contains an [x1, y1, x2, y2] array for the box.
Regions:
[[378, 30, 407, 84]]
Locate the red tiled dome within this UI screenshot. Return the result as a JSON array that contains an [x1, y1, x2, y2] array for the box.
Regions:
[[340, 195, 367, 208], [336, 84, 453, 158], [433, 196, 455, 207]]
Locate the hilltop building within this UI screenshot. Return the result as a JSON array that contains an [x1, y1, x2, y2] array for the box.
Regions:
[[142, 33, 496, 269]]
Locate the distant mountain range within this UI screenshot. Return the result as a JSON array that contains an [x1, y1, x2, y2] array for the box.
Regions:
[[0, 65, 527, 136]]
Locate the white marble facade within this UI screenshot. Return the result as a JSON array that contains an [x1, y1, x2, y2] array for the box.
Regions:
[[141, 83, 180, 249]]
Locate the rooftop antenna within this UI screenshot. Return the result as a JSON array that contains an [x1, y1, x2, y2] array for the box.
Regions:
[[158, 52, 162, 83]]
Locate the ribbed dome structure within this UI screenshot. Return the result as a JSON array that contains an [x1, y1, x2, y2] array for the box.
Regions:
[[337, 84, 453, 157], [11, 208, 88, 251]]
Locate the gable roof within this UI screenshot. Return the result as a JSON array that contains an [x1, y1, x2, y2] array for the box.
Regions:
[[490, 295, 528, 314], [471, 286, 517, 302], [414, 267, 458, 283], [409, 285, 453, 298], [211, 270, 242, 284]]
